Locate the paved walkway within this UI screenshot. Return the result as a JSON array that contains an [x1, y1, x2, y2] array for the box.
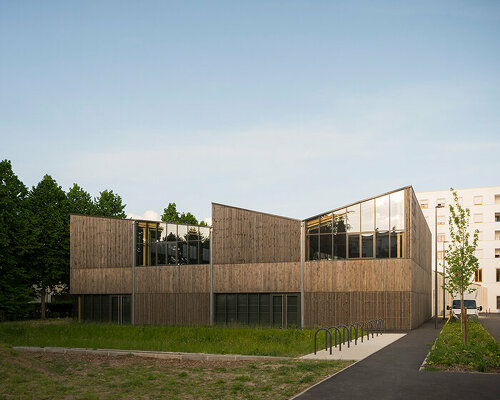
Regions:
[[300, 333, 406, 361], [294, 320, 500, 400], [480, 314, 500, 340]]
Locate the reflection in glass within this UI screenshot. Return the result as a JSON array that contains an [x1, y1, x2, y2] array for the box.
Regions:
[[319, 234, 332, 260], [307, 235, 319, 260], [361, 200, 374, 232], [376, 195, 390, 231], [167, 243, 177, 264], [159, 223, 167, 241], [348, 234, 360, 258], [136, 244, 144, 266], [333, 234, 346, 259], [177, 225, 188, 241], [189, 241, 199, 264], [199, 226, 210, 241], [307, 218, 319, 235], [390, 231, 405, 258], [201, 239, 210, 264], [376, 231, 389, 258], [188, 226, 199, 240], [178, 242, 188, 264], [320, 214, 333, 233], [149, 241, 156, 266], [347, 204, 360, 232], [361, 234, 374, 258], [390, 191, 405, 231], [333, 209, 347, 233], [166, 224, 177, 241], [157, 242, 166, 265]]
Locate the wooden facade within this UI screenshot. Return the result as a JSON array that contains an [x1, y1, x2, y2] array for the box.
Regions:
[[70, 186, 431, 330]]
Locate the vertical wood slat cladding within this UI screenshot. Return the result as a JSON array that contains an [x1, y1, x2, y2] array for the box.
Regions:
[[134, 293, 210, 325], [304, 259, 412, 292], [135, 265, 209, 293], [212, 203, 301, 265], [70, 268, 132, 294], [304, 292, 411, 330], [70, 215, 133, 269], [213, 262, 301, 292]]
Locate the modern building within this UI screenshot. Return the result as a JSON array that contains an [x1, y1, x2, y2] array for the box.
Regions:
[[71, 186, 431, 330], [416, 185, 500, 314]]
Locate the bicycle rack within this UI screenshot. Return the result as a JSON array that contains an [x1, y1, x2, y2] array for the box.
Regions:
[[338, 325, 351, 348], [314, 328, 332, 355], [327, 326, 342, 351]]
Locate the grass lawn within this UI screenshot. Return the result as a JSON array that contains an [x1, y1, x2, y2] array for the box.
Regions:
[[425, 319, 500, 373], [0, 343, 351, 400], [0, 319, 337, 357]]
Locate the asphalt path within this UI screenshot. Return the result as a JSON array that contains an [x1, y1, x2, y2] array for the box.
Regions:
[[295, 319, 500, 400]]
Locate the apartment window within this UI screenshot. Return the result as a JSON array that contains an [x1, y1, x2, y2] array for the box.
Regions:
[[437, 216, 446, 225], [495, 231, 500, 241], [437, 198, 446, 207], [496, 269, 500, 282], [437, 251, 444, 260], [420, 200, 428, 209], [495, 195, 500, 205], [437, 234, 445, 242], [473, 196, 483, 205], [474, 269, 482, 283], [496, 213, 500, 223], [497, 296, 500, 310], [495, 249, 500, 259], [473, 214, 483, 223]]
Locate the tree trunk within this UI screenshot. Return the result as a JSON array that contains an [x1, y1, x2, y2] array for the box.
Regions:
[[460, 293, 465, 344], [464, 307, 468, 344], [41, 287, 46, 319]]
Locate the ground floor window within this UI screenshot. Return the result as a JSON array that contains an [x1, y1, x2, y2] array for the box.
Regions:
[[497, 296, 500, 310], [75, 294, 131, 324], [215, 293, 300, 328]]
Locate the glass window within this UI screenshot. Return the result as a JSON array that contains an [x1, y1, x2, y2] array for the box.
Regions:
[[320, 214, 333, 233], [496, 269, 500, 282], [390, 191, 405, 231], [178, 242, 188, 264], [188, 241, 199, 264], [390, 231, 405, 258], [286, 295, 298, 328], [361, 234, 374, 258], [136, 244, 144, 266], [216, 295, 226, 324], [177, 225, 188, 241], [157, 242, 166, 265], [307, 218, 319, 234], [347, 204, 360, 232], [122, 296, 131, 325], [437, 216, 446, 225], [437, 198, 446, 207], [167, 243, 177, 264], [166, 224, 177, 241], [376, 231, 389, 258], [497, 296, 500, 310], [348, 234, 360, 258], [199, 226, 210, 241], [248, 294, 259, 325], [319, 234, 332, 260], [361, 200, 374, 232], [226, 294, 237, 323], [158, 222, 167, 241], [333, 234, 346, 259], [237, 294, 248, 324], [188, 226, 199, 240], [420, 200, 428, 209], [333, 209, 347, 233], [307, 235, 319, 260], [201, 238, 210, 264], [272, 296, 283, 327], [474, 269, 482, 282], [376, 195, 390, 231], [259, 295, 270, 324]]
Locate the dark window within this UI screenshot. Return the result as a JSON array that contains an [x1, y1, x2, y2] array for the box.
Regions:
[[307, 218, 319, 234], [111, 296, 119, 323], [307, 235, 319, 260], [226, 294, 237, 323], [167, 243, 177, 264], [237, 294, 248, 324], [136, 244, 144, 266], [248, 294, 259, 325], [348, 235, 360, 258], [376, 231, 389, 258], [121, 295, 131, 324], [272, 296, 283, 327], [497, 296, 500, 310], [333, 234, 346, 259], [101, 295, 110, 322], [215, 294, 226, 324], [390, 231, 405, 258], [286, 295, 298, 328], [361, 234, 374, 258], [319, 234, 332, 260], [188, 241, 199, 264], [320, 214, 332, 233], [178, 242, 188, 265], [497, 269, 500, 282], [157, 243, 166, 265], [259, 295, 270, 324], [83, 295, 92, 320], [474, 269, 482, 282], [201, 239, 210, 264], [92, 295, 101, 322]]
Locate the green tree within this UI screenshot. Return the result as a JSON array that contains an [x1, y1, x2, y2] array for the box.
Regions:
[[26, 175, 70, 319], [443, 189, 479, 344], [161, 202, 207, 225], [0, 160, 31, 320], [67, 183, 95, 215], [94, 190, 126, 218]]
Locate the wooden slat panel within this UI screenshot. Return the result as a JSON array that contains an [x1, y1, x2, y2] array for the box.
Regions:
[[70, 267, 132, 294], [212, 203, 301, 265], [135, 265, 210, 294]]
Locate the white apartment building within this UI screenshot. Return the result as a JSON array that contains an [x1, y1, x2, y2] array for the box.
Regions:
[[416, 186, 500, 314]]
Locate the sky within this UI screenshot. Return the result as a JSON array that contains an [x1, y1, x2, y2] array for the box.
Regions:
[[1, 1, 499, 223]]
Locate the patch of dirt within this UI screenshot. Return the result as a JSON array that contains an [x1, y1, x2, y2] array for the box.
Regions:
[[426, 363, 500, 374]]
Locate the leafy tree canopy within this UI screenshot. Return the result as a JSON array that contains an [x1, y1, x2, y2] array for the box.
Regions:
[[94, 190, 126, 218], [161, 202, 207, 225], [0, 160, 31, 320], [67, 183, 94, 215]]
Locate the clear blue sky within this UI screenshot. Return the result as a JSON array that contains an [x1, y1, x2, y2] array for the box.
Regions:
[[1, 1, 499, 221]]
